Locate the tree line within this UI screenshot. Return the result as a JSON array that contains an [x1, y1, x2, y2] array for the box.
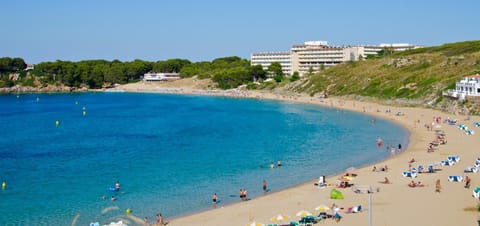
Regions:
[[0, 56, 289, 89]]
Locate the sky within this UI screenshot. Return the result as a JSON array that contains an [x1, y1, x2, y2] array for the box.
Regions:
[[1, 0, 479, 63]]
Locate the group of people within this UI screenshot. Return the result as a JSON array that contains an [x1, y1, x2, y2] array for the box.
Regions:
[[269, 160, 282, 169], [239, 188, 248, 201], [408, 180, 424, 188], [143, 213, 167, 226], [372, 165, 388, 172]]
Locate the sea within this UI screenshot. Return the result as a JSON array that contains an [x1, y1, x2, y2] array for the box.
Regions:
[[0, 92, 409, 226]]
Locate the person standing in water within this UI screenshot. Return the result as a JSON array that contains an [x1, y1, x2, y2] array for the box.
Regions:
[[115, 181, 121, 192], [212, 193, 218, 208], [263, 180, 268, 193], [376, 137, 383, 148]]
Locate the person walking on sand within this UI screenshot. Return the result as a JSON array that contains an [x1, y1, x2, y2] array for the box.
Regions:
[[436, 179, 441, 193], [465, 176, 471, 189], [212, 193, 218, 208], [156, 213, 166, 226]]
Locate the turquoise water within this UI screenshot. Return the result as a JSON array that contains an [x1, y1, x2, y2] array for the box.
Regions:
[[0, 93, 408, 225]]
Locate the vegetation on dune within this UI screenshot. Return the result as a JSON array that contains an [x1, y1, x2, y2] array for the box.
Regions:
[[296, 41, 480, 102]]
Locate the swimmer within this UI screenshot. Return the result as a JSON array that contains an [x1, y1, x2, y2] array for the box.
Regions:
[[270, 162, 275, 169], [111, 196, 116, 202], [277, 160, 282, 167], [115, 181, 121, 191]]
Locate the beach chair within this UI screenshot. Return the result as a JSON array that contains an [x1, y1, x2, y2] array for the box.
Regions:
[[447, 156, 460, 162], [298, 216, 315, 226], [464, 167, 479, 173], [448, 176, 464, 182], [473, 187, 480, 199], [475, 161, 480, 168], [441, 160, 454, 166], [402, 172, 417, 178]]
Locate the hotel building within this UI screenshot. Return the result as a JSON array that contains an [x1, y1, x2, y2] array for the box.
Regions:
[[251, 41, 420, 76]]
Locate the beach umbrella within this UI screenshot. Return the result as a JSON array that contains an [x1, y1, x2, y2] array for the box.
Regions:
[[246, 222, 264, 226], [270, 214, 289, 222], [315, 205, 330, 212], [295, 210, 313, 217]]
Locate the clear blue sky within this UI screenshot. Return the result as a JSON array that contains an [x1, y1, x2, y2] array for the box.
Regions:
[[1, 0, 479, 63]]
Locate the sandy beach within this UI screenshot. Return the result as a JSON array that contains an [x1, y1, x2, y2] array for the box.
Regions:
[[114, 80, 480, 226]]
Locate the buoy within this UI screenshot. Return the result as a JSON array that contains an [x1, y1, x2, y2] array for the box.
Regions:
[[36, 97, 40, 102], [82, 106, 86, 111], [126, 208, 131, 215], [83, 111, 87, 116], [2, 182, 6, 190], [16, 95, 19, 98], [75, 101, 78, 105], [56, 120, 60, 127]]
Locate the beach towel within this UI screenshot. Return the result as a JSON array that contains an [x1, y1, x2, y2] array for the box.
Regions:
[[402, 172, 417, 178], [448, 176, 464, 182], [447, 156, 461, 162]]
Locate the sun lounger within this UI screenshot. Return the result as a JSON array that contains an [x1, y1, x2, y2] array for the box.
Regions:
[[447, 156, 460, 162], [402, 172, 417, 178], [464, 167, 479, 173], [448, 176, 464, 182], [441, 160, 454, 166], [473, 187, 480, 199]]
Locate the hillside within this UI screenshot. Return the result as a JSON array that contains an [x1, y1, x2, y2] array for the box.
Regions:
[[289, 40, 480, 114]]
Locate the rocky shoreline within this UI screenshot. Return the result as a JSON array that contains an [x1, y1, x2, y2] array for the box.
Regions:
[[0, 85, 99, 93]]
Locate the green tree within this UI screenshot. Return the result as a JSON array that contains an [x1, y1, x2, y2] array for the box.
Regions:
[[308, 66, 314, 75], [153, 59, 191, 73], [290, 71, 300, 82], [250, 64, 266, 81], [268, 62, 283, 77]]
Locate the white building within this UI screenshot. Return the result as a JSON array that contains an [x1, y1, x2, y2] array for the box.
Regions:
[[251, 41, 421, 76], [250, 52, 292, 75], [444, 75, 480, 100], [143, 72, 181, 81]]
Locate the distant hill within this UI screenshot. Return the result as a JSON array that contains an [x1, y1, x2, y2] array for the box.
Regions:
[[289, 40, 480, 114]]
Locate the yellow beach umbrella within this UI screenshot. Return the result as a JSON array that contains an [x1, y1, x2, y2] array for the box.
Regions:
[[315, 205, 330, 212], [270, 214, 289, 222], [295, 210, 312, 217], [246, 222, 264, 226]]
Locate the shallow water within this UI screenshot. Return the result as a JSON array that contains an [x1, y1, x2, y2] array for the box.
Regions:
[[0, 93, 408, 225]]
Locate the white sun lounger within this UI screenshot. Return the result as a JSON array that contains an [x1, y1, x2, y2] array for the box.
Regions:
[[448, 176, 464, 182], [402, 172, 417, 178]]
